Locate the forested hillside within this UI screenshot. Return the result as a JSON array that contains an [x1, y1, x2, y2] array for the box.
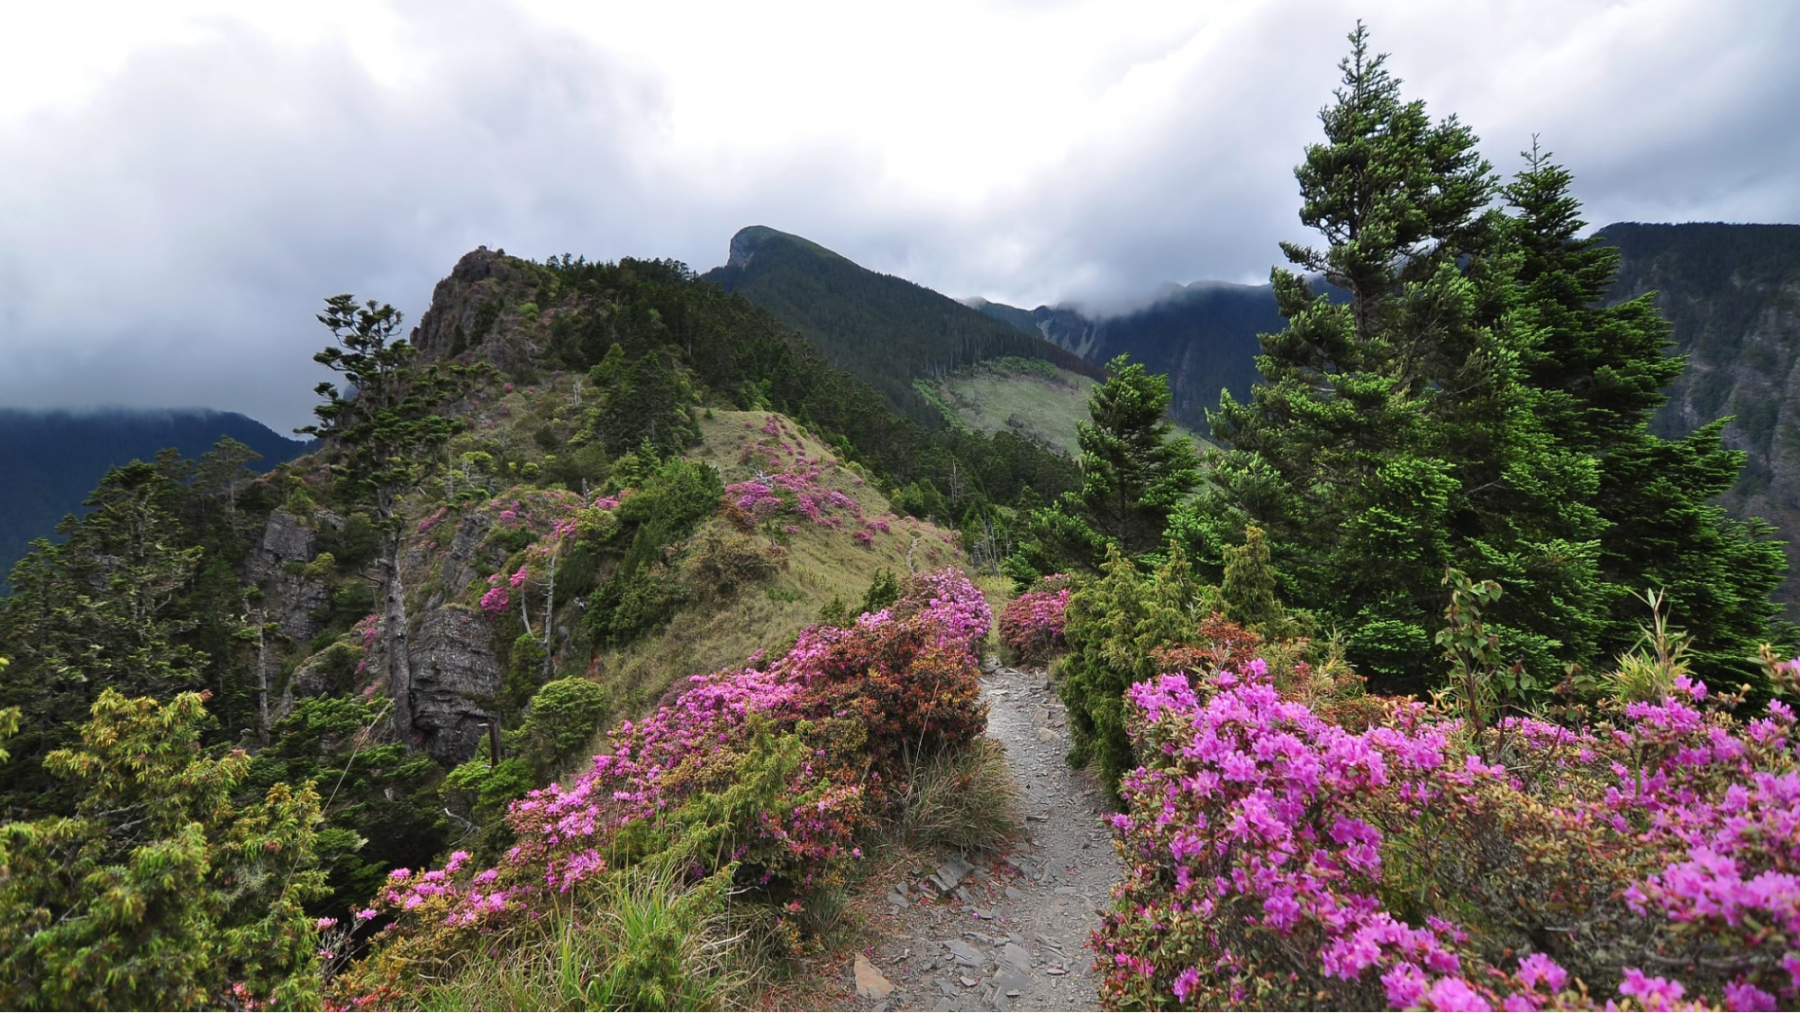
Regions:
[[0, 246, 1070, 1008], [970, 281, 1281, 433], [1600, 222, 1800, 603], [700, 226, 1100, 428], [0, 409, 309, 584]]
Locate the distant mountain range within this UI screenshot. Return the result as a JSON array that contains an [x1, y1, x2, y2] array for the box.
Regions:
[[1601, 222, 1800, 602], [967, 282, 1285, 433], [0, 409, 311, 583], [708, 221, 1800, 604], [700, 226, 1101, 429]]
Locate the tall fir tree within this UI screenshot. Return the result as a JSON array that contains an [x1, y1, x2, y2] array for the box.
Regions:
[[1006, 355, 1199, 580], [1502, 146, 1785, 681], [1077, 355, 1202, 555], [1186, 24, 1783, 693], [1195, 24, 1611, 691], [301, 295, 477, 743]]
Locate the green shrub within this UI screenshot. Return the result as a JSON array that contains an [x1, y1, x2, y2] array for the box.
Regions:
[[1059, 543, 1213, 797], [858, 568, 901, 616], [490, 525, 536, 554], [0, 691, 328, 1010], [587, 566, 685, 648], [331, 511, 381, 569], [680, 528, 779, 603], [585, 458, 723, 648], [441, 758, 533, 862], [301, 641, 365, 697], [330, 580, 377, 626], [552, 543, 600, 601], [520, 678, 611, 779], [502, 633, 549, 720]]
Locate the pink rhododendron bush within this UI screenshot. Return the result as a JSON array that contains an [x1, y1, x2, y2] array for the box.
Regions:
[[999, 574, 1072, 664], [1098, 660, 1800, 1012], [333, 568, 990, 1003]]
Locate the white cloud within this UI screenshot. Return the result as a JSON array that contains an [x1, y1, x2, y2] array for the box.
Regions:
[[0, 0, 1792, 429]]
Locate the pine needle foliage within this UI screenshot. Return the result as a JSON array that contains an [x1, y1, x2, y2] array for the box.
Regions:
[[1186, 23, 1786, 694]]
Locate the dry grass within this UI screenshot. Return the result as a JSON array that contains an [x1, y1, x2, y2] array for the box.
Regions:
[[898, 738, 1021, 854]]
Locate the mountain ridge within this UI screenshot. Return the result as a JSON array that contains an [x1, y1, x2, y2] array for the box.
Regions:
[[700, 226, 1103, 430], [0, 407, 311, 584]]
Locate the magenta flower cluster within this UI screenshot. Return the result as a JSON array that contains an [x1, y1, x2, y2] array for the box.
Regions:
[[726, 467, 861, 529], [364, 567, 991, 950], [998, 579, 1070, 663], [1099, 661, 1800, 1011], [899, 567, 993, 652]]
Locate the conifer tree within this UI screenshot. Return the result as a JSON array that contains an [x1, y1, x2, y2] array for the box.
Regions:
[[0, 464, 211, 814], [1503, 148, 1785, 677], [1077, 355, 1202, 555], [0, 690, 327, 1009], [301, 295, 475, 742], [195, 436, 264, 523], [1191, 25, 1783, 692], [1199, 24, 1608, 690]]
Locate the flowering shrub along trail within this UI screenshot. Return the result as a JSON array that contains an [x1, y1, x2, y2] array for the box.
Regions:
[[334, 568, 992, 1002], [999, 574, 1071, 664], [1097, 658, 1800, 1011]]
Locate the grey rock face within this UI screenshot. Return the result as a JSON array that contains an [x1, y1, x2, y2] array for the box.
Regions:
[[428, 512, 497, 609], [247, 510, 331, 644], [409, 604, 503, 763], [409, 248, 542, 372]]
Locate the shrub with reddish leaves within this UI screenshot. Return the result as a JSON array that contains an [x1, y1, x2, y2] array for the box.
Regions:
[[999, 576, 1071, 664], [1098, 661, 1800, 1011], [333, 568, 990, 1003]]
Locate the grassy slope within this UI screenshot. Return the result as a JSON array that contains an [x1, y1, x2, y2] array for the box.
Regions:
[[934, 363, 1210, 459], [587, 409, 972, 714]]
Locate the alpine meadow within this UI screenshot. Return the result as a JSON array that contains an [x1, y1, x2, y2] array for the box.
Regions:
[[2, 15, 1799, 1013]]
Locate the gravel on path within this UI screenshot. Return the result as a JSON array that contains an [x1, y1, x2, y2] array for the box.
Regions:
[[839, 663, 1122, 1013]]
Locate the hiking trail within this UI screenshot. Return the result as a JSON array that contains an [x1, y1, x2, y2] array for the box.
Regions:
[[838, 662, 1122, 1012]]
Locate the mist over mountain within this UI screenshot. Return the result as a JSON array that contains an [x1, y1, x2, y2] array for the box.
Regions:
[[0, 408, 310, 583], [968, 281, 1287, 433]]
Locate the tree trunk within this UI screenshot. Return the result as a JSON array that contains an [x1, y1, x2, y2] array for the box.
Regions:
[[542, 547, 557, 680], [381, 530, 415, 743], [251, 596, 270, 745]]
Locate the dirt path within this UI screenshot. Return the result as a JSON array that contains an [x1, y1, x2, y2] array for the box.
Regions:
[[839, 663, 1121, 1012]]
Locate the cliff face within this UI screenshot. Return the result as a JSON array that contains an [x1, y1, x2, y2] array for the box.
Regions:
[[409, 247, 554, 374], [1601, 223, 1800, 605]]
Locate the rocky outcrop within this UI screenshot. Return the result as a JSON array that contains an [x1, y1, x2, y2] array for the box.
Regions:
[[409, 604, 503, 763], [247, 509, 331, 643], [407, 510, 496, 612], [409, 247, 546, 371]]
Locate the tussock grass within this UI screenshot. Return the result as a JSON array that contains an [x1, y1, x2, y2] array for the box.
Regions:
[[898, 738, 1021, 854], [419, 862, 745, 1012]]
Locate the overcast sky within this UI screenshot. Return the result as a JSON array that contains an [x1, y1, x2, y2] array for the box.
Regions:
[[0, 0, 1795, 432]]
